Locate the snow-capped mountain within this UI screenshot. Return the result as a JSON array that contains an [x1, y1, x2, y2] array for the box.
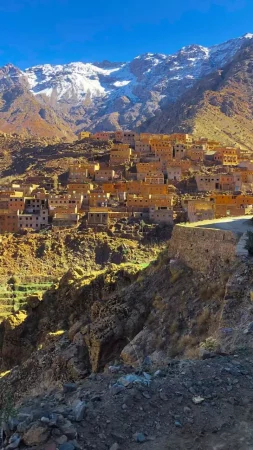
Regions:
[[2, 33, 253, 134], [145, 38, 253, 150]]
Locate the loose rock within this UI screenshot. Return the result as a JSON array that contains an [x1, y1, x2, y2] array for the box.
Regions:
[[74, 400, 87, 422], [110, 444, 120, 450], [59, 443, 76, 450], [63, 383, 78, 393], [134, 432, 146, 443], [23, 423, 50, 446], [192, 396, 205, 404]]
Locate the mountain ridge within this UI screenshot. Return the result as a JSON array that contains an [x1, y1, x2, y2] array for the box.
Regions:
[[0, 33, 253, 138], [144, 39, 253, 150], [0, 64, 75, 139], [21, 32, 253, 132]]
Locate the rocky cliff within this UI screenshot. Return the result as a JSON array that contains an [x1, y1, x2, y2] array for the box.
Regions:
[[0, 231, 251, 396], [0, 230, 253, 448]]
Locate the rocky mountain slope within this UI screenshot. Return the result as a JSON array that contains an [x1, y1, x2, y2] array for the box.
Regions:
[[0, 227, 162, 285], [0, 226, 253, 449], [0, 223, 250, 388], [145, 39, 253, 150], [0, 131, 111, 181], [2, 355, 253, 450], [0, 65, 74, 139], [1, 34, 253, 138]]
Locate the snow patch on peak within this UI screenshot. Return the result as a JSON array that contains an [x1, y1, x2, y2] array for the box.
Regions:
[[180, 44, 208, 53], [21, 32, 253, 113], [243, 33, 253, 39], [114, 80, 131, 87]]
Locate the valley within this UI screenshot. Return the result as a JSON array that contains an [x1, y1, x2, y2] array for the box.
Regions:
[[1, 28, 253, 450]]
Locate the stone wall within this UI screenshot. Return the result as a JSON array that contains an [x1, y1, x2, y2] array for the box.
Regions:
[[168, 225, 237, 272]]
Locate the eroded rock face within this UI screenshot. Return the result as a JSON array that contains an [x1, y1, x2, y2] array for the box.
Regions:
[[1, 246, 253, 403], [1, 310, 35, 369], [26, 293, 43, 309], [0, 264, 148, 378]]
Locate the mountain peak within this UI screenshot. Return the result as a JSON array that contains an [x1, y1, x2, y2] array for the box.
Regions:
[[134, 52, 167, 61], [93, 60, 124, 69], [242, 33, 253, 39], [1, 63, 22, 73], [0, 63, 23, 81], [0, 33, 252, 136], [181, 44, 206, 51]]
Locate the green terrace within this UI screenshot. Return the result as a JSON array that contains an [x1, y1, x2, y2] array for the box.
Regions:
[[0, 281, 53, 320]]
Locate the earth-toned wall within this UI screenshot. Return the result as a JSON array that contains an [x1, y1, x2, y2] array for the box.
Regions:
[[168, 225, 237, 272]]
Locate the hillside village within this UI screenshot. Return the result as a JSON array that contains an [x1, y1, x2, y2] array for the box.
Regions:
[[0, 130, 252, 233]]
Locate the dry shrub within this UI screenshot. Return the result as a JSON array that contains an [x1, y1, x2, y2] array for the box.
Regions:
[[221, 273, 230, 283], [197, 308, 210, 327], [177, 335, 196, 353], [170, 270, 183, 284], [153, 295, 166, 310], [199, 281, 226, 302], [199, 284, 215, 300], [137, 274, 145, 283], [185, 346, 199, 359], [170, 331, 180, 346], [168, 332, 198, 358], [200, 336, 218, 351], [169, 320, 179, 334], [169, 346, 180, 358]]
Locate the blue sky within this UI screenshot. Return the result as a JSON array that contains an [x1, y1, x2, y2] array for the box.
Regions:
[[0, 0, 252, 68]]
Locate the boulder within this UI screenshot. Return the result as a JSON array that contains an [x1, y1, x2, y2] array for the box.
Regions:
[[74, 400, 87, 422], [7, 434, 21, 449], [23, 423, 50, 446], [68, 321, 83, 341], [244, 322, 253, 335], [59, 443, 75, 450], [63, 383, 77, 393], [59, 420, 77, 440]]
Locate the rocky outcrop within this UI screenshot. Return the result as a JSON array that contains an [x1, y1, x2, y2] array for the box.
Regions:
[[1, 235, 253, 407]]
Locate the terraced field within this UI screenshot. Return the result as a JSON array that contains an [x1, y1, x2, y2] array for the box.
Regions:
[[0, 281, 53, 320]]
